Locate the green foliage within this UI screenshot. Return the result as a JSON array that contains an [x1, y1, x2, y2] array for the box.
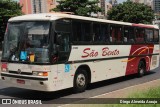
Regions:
[[0, 0, 22, 43], [51, 0, 102, 17], [107, 0, 154, 24]]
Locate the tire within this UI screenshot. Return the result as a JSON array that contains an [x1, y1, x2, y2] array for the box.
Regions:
[[73, 68, 88, 93], [137, 61, 146, 77]]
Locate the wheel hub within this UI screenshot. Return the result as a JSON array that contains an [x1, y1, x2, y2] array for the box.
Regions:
[[76, 74, 85, 87]]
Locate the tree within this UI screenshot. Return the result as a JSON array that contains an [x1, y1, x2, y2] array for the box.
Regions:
[[107, 0, 154, 24], [0, 0, 22, 44], [51, 0, 102, 17]]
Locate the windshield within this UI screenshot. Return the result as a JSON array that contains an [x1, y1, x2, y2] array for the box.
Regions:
[[2, 21, 50, 63]]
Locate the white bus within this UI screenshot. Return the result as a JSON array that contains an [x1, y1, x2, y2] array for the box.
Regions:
[[1, 13, 159, 92]]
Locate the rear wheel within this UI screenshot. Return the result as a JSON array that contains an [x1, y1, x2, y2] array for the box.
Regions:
[[137, 61, 146, 77], [73, 68, 88, 93]]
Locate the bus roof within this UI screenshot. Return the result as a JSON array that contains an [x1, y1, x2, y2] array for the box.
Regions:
[[9, 13, 159, 29]]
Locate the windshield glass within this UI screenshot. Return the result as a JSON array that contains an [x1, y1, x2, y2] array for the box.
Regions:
[[2, 21, 50, 63]]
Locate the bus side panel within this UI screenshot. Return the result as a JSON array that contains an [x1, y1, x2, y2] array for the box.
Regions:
[[69, 45, 131, 83], [50, 64, 81, 91], [89, 58, 129, 83], [125, 44, 154, 75], [150, 44, 159, 70]]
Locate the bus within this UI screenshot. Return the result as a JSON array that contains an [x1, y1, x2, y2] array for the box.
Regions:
[[1, 13, 159, 92]]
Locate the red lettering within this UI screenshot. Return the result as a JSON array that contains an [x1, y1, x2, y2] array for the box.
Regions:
[[82, 48, 98, 58], [102, 47, 109, 56], [82, 48, 90, 58], [82, 47, 119, 58], [102, 47, 119, 56]]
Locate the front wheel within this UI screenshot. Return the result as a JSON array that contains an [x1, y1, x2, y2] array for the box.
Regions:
[[137, 61, 146, 77], [73, 69, 88, 93]]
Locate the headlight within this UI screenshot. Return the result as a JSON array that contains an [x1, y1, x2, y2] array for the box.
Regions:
[[32, 71, 48, 76]]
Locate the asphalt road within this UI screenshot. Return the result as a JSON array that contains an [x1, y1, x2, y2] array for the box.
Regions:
[[0, 60, 159, 107]]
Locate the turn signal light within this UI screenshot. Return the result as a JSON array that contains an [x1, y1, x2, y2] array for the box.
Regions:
[[38, 72, 48, 76], [32, 71, 48, 76]]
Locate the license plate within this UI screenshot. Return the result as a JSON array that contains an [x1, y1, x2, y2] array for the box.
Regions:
[[17, 79, 25, 84]]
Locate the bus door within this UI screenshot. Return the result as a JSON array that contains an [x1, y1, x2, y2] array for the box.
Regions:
[[56, 32, 71, 87], [54, 19, 71, 87]]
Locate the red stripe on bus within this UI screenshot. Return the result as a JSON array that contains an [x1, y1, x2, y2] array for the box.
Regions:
[[132, 24, 154, 28]]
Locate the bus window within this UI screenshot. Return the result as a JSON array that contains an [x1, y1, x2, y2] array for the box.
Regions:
[[82, 22, 92, 41], [55, 19, 71, 33], [154, 30, 159, 43], [55, 19, 71, 62], [101, 24, 109, 42], [72, 21, 82, 41], [124, 26, 135, 43], [93, 23, 101, 41], [93, 24, 109, 42], [145, 29, 153, 42], [110, 25, 122, 43], [72, 20, 92, 42], [135, 28, 145, 43]]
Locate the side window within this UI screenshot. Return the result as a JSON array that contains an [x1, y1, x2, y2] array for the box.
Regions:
[[92, 23, 109, 42], [55, 19, 71, 62], [72, 20, 92, 42], [82, 22, 92, 41], [55, 19, 71, 33], [145, 29, 153, 42], [135, 28, 145, 43], [72, 21, 82, 41], [110, 25, 122, 43], [101, 24, 109, 42], [58, 33, 70, 52], [93, 23, 101, 41], [124, 27, 135, 43], [154, 30, 159, 43]]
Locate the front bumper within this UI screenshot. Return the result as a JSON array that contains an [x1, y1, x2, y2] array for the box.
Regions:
[[0, 72, 51, 91], [1, 73, 48, 81]]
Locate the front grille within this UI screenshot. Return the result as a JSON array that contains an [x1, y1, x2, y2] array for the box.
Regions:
[[9, 71, 33, 75]]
